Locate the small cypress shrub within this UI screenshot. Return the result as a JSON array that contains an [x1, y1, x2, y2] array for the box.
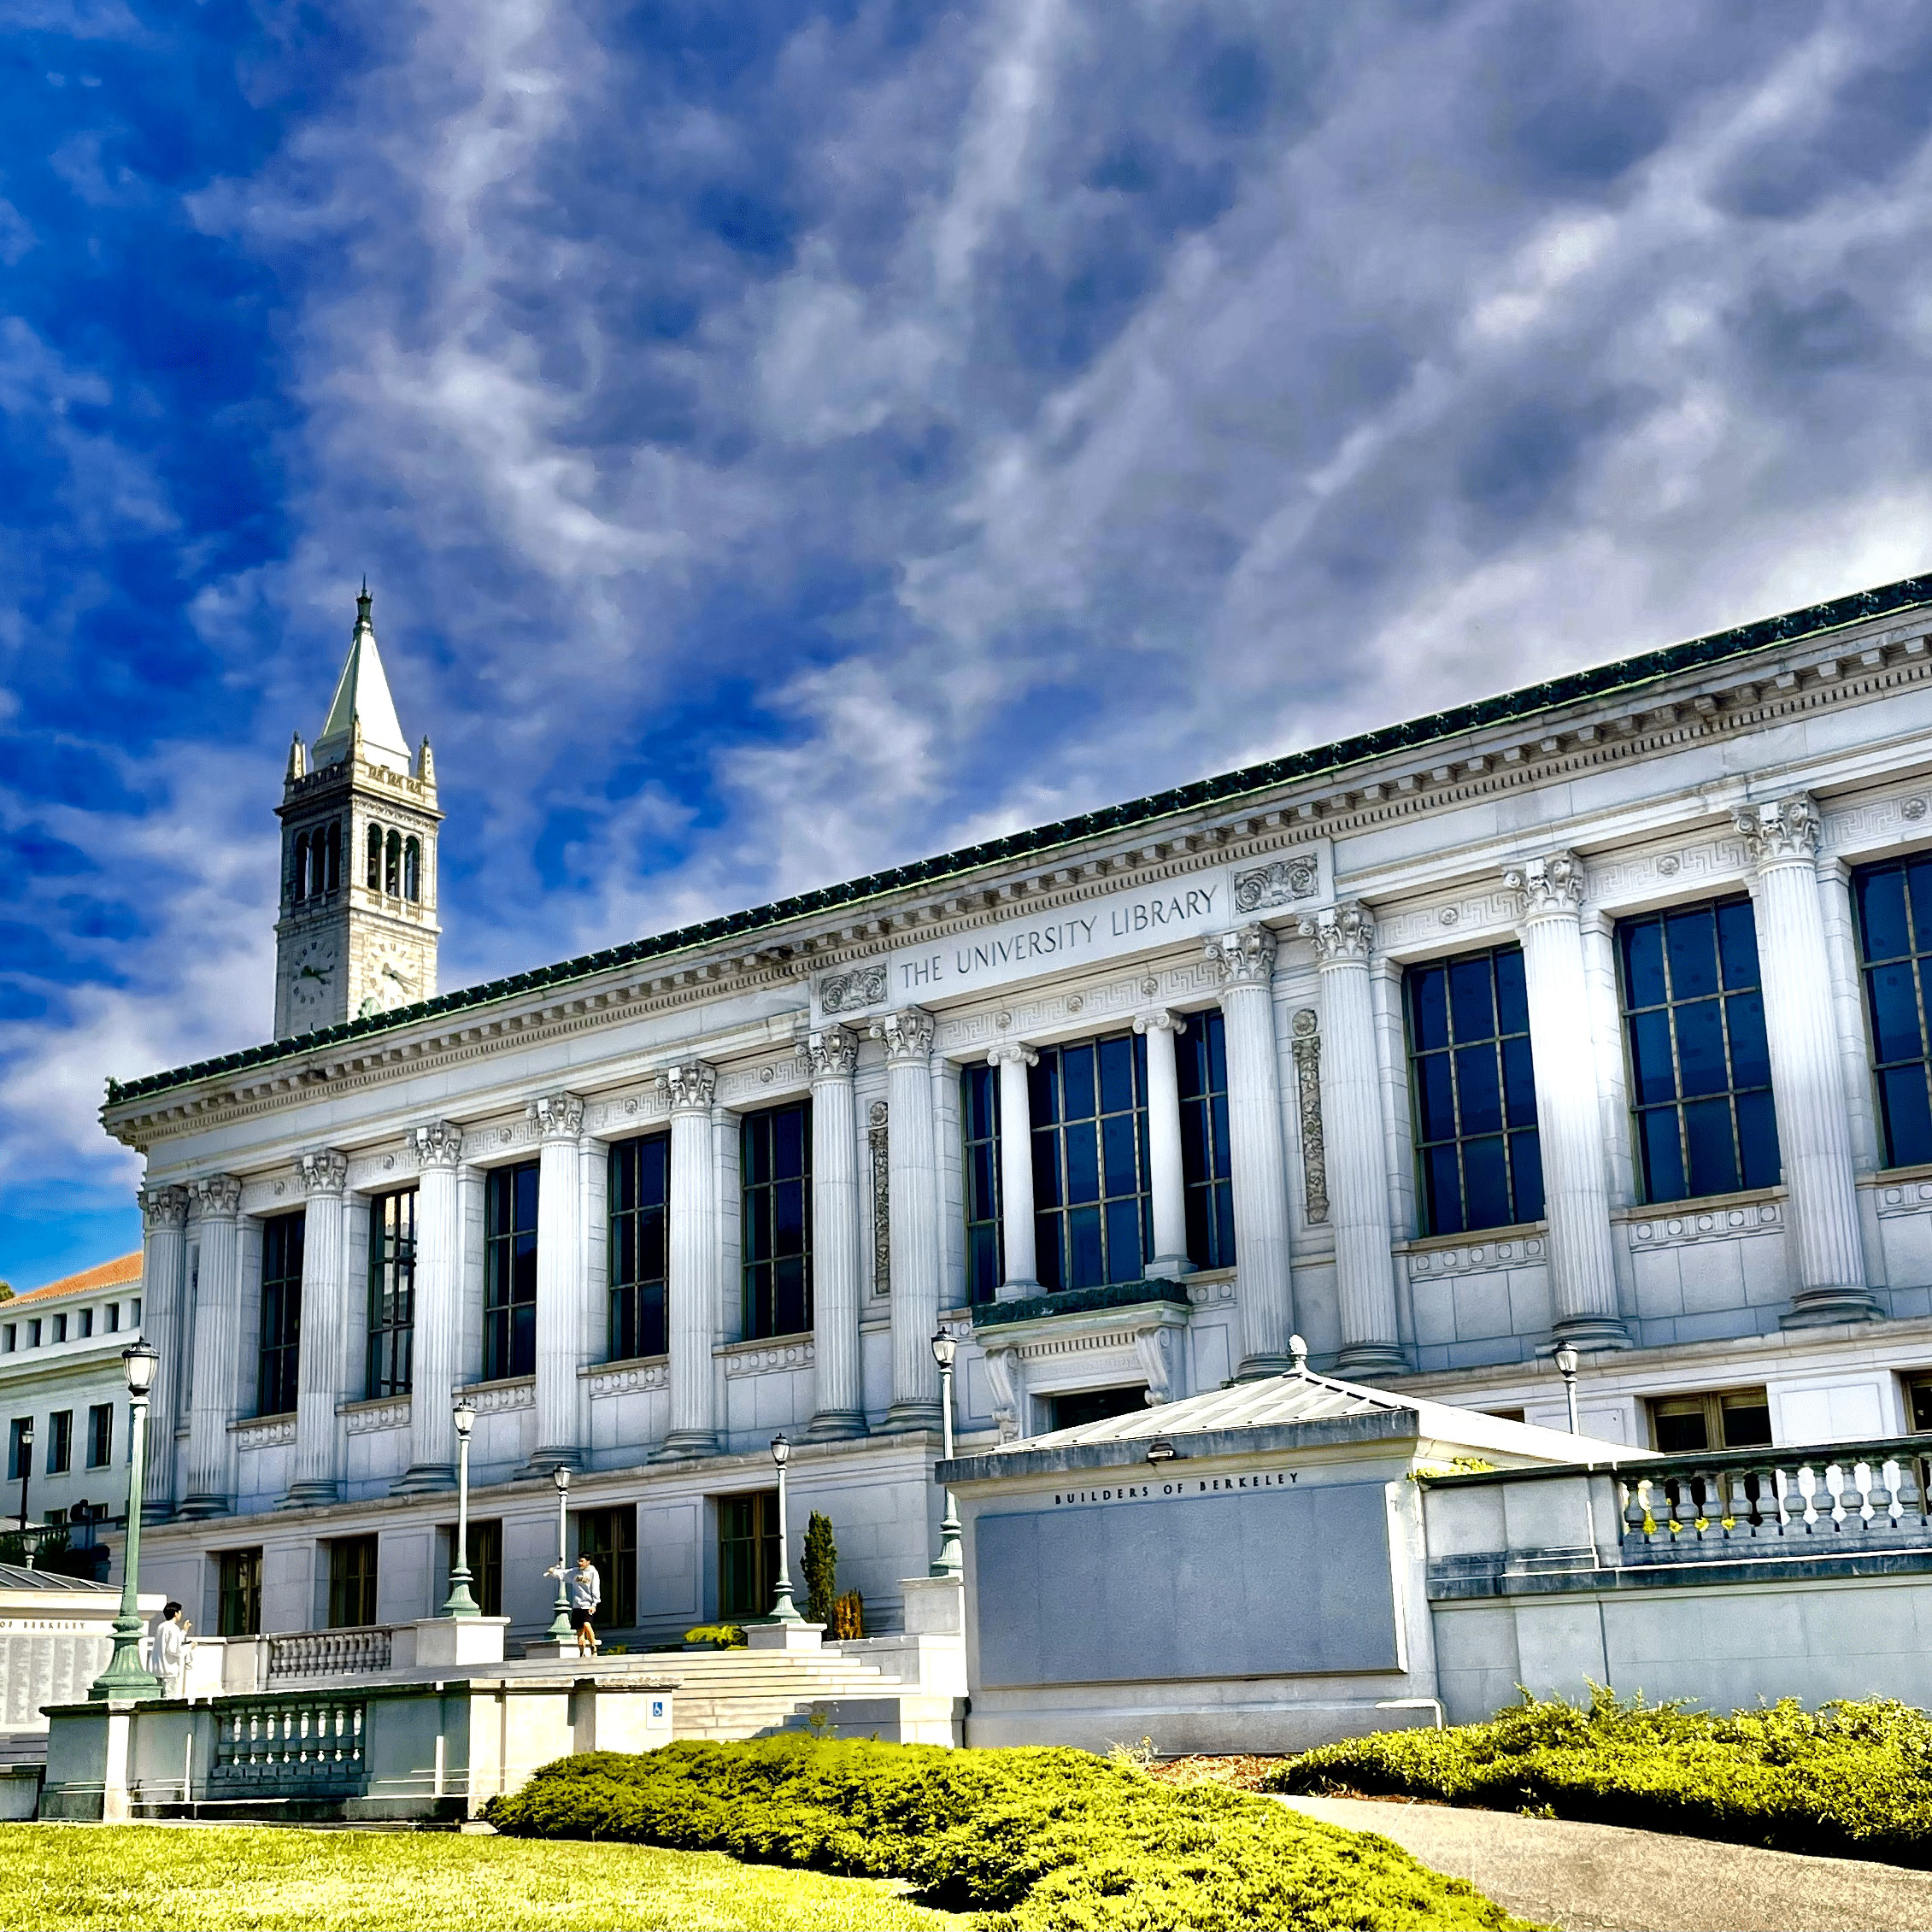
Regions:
[[829, 1588, 864, 1641], [802, 1511, 837, 1628]]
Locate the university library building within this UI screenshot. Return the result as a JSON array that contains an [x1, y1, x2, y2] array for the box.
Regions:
[[97, 574, 1932, 1655]]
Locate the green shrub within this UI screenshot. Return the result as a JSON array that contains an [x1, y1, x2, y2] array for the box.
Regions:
[[830, 1588, 864, 1641], [681, 1624, 746, 1649], [484, 1736, 1524, 1929], [1267, 1688, 1932, 1866]]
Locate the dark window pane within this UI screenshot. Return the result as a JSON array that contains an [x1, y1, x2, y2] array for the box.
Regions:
[[1682, 1096, 1740, 1198], [1448, 957, 1495, 1042], [1720, 1396, 1773, 1449], [1674, 999, 1729, 1098], [1065, 1120, 1101, 1203], [1412, 968, 1450, 1051], [1622, 919, 1667, 1008], [1062, 1045, 1095, 1120], [1454, 1043, 1503, 1136], [1423, 1143, 1465, 1236], [1028, 1056, 1059, 1125], [1495, 948, 1530, 1036], [1665, 908, 1720, 1000], [1067, 1206, 1104, 1288], [1639, 1107, 1687, 1203], [1725, 991, 1772, 1090], [1859, 866, 1912, 962], [1461, 1136, 1510, 1231], [1511, 1130, 1545, 1223], [1653, 1406, 1710, 1453], [1101, 1112, 1139, 1197], [1097, 1036, 1136, 1115], [773, 1108, 805, 1179], [1735, 1090, 1781, 1189], [1501, 1036, 1538, 1126], [1882, 1066, 1932, 1168], [1415, 1053, 1457, 1142], [1716, 900, 1762, 990], [1628, 1011, 1678, 1106], [1031, 1130, 1061, 1207], [1104, 1199, 1144, 1282], [1909, 856, 1932, 947]]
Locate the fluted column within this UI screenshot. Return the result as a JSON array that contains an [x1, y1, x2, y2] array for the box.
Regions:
[[873, 1007, 943, 1428], [527, 1092, 586, 1470], [284, 1150, 350, 1505], [179, 1175, 244, 1518], [1135, 1010, 1194, 1279], [395, 1121, 463, 1493], [1735, 796, 1880, 1326], [136, 1183, 189, 1520], [987, 1042, 1039, 1299], [1502, 853, 1630, 1351], [1205, 925, 1295, 1375], [807, 1026, 867, 1438], [660, 1063, 720, 1457], [1299, 904, 1405, 1375]]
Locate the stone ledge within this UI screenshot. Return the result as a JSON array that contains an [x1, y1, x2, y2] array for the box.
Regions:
[[972, 1281, 1192, 1329], [1429, 1543, 1932, 1600]]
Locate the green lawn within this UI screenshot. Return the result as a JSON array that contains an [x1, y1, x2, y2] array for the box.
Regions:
[[0, 1824, 970, 1932]]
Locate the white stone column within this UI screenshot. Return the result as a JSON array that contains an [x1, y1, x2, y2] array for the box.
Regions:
[[1502, 853, 1630, 1351], [179, 1175, 244, 1518], [873, 1007, 943, 1428], [1205, 925, 1295, 1376], [396, 1121, 463, 1494], [987, 1042, 1039, 1299], [1299, 904, 1406, 1376], [1735, 796, 1880, 1326], [1135, 1010, 1194, 1279], [527, 1092, 587, 1470], [807, 1026, 867, 1439], [136, 1183, 189, 1520], [660, 1062, 720, 1457], [285, 1149, 351, 1505]]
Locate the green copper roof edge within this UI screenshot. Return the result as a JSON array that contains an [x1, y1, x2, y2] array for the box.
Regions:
[[105, 571, 1932, 1110]]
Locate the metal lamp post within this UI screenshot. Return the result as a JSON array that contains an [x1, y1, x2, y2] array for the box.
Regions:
[[766, 1434, 803, 1624], [544, 1465, 574, 1641], [929, 1330, 962, 1579], [443, 1398, 480, 1617], [1554, 1342, 1582, 1436], [14, 1416, 32, 1566], [90, 1342, 163, 1700]]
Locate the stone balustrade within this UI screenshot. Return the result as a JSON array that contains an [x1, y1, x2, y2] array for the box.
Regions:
[[211, 1696, 367, 1794], [267, 1628, 394, 1682]]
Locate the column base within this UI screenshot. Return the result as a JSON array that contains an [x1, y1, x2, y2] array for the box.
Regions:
[[993, 1279, 1041, 1303], [520, 1446, 584, 1478], [804, 1410, 870, 1441], [138, 1502, 176, 1529], [1143, 1254, 1197, 1281], [655, 1431, 720, 1461], [877, 1402, 944, 1433], [1236, 1354, 1297, 1381], [1332, 1342, 1409, 1379], [389, 1463, 458, 1496], [1781, 1286, 1885, 1330], [278, 1480, 342, 1510], [1551, 1314, 1634, 1353], [173, 1495, 231, 1521]]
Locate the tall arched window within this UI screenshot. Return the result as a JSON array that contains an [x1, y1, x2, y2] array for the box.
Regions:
[[367, 824, 383, 890], [402, 837, 420, 902], [385, 828, 402, 896], [325, 820, 342, 893], [292, 831, 310, 903]]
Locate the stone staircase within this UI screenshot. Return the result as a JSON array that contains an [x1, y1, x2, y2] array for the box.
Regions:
[[656, 1646, 909, 1741]]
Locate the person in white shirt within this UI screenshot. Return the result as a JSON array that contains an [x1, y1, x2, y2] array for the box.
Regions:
[[543, 1554, 602, 1656], [152, 1601, 191, 1697]]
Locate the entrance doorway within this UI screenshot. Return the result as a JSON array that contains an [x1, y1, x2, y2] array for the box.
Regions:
[[718, 1490, 779, 1621]]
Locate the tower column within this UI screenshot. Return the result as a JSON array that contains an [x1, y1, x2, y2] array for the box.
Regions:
[[1735, 796, 1881, 1327], [1136, 1010, 1195, 1280], [527, 1093, 587, 1471], [807, 1027, 867, 1439], [395, 1121, 464, 1493], [873, 1008, 943, 1429], [1300, 904, 1406, 1376], [179, 1176, 244, 1519], [1502, 852, 1629, 1350], [1206, 925, 1295, 1375], [136, 1184, 189, 1521], [988, 1042, 1040, 1300], [285, 1150, 352, 1506], [660, 1064, 721, 1458]]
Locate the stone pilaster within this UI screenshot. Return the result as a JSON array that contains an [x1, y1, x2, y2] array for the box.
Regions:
[[1735, 796, 1880, 1326], [179, 1174, 244, 1518], [659, 1062, 720, 1457], [526, 1091, 587, 1470], [987, 1042, 1039, 1298], [872, 1007, 943, 1429], [1205, 924, 1295, 1376], [1298, 904, 1406, 1376], [394, 1121, 463, 1494], [1502, 852, 1630, 1351], [1134, 1010, 1194, 1279], [135, 1183, 189, 1521], [806, 1026, 867, 1439], [285, 1149, 351, 1505]]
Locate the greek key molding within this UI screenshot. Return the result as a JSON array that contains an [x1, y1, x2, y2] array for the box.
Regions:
[[1298, 901, 1373, 966], [1406, 1234, 1546, 1278], [1823, 790, 1932, 858], [868, 1099, 890, 1295], [934, 959, 1220, 1057], [138, 1183, 189, 1231], [1620, 1198, 1784, 1249], [1289, 1008, 1330, 1226], [1583, 836, 1752, 912], [722, 1338, 814, 1378], [807, 1025, 860, 1081], [1232, 852, 1319, 913], [1735, 794, 1822, 869], [585, 1358, 669, 1396], [1502, 849, 1585, 922], [819, 963, 888, 1014], [719, 1055, 809, 1105]]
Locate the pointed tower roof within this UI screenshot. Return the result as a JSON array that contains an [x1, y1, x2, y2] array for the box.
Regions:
[[313, 582, 412, 773]]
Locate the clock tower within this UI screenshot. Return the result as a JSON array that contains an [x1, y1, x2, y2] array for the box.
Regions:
[[273, 585, 443, 1038]]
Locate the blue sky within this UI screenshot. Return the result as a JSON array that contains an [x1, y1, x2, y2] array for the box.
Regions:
[[5, 0, 1932, 1289]]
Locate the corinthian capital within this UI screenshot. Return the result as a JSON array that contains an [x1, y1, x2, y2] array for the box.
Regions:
[[1204, 922, 1279, 985], [138, 1183, 189, 1232], [410, 1119, 465, 1169], [986, 1040, 1038, 1071], [659, 1060, 717, 1113], [526, 1091, 585, 1140], [1297, 902, 1374, 966], [1735, 794, 1822, 869], [191, 1174, 243, 1219], [1503, 849, 1586, 922], [871, 1006, 935, 1064], [807, 1025, 860, 1081], [297, 1148, 349, 1197]]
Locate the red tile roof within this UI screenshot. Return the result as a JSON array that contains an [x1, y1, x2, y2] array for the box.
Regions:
[[8, 1253, 143, 1307]]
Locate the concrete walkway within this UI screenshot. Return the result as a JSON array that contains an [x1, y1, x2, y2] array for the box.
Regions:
[[1276, 1794, 1932, 1932]]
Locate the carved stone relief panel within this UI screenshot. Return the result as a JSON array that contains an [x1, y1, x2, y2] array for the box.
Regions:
[[818, 964, 889, 1015], [1289, 1008, 1330, 1226], [869, 1099, 890, 1295]]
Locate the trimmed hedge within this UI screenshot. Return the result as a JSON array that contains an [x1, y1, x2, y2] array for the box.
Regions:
[[483, 1737, 1524, 1930], [1267, 1689, 1932, 1865]]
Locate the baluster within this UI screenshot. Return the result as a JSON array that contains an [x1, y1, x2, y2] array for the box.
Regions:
[[1852, 1461, 1875, 1532], [1823, 1462, 1847, 1532], [1772, 1463, 1793, 1534], [1797, 1463, 1820, 1532], [1876, 1459, 1901, 1531]]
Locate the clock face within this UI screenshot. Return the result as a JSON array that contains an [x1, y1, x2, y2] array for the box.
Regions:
[[288, 933, 339, 1020]]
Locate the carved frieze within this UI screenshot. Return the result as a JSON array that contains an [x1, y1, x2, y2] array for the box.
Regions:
[[819, 964, 888, 1015], [722, 1338, 814, 1378], [231, 1414, 296, 1450], [868, 1099, 890, 1295], [1289, 1009, 1329, 1226], [1231, 852, 1320, 913], [458, 1377, 535, 1414], [342, 1398, 409, 1436], [585, 1359, 669, 1397]]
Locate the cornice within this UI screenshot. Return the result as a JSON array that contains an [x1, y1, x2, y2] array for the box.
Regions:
[[105, 579, 1932, 1140]]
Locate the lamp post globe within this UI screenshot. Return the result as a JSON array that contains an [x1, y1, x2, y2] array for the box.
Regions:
[[1553, 1342, 1582, 1436], [443, 1397, 480, 1618], [544, 1464, 575, 1642], [766, 1435, 803, 1624], [88, 1341, 163, 1700], [929, 1330, 963, 1579]]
